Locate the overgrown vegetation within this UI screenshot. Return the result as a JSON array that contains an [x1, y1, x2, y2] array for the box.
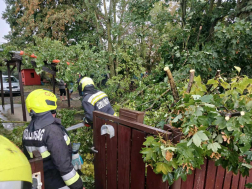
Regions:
[[1, 0, 252, 187], [140, 67, 252, 185]]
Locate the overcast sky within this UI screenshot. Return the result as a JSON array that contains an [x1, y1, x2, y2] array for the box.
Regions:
[[0, 0, 11, 44]]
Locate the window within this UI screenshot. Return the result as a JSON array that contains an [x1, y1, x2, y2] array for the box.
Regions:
[[30, 73, 35, 78], [3, 77, 18, 83], [22, 73, 24, 78]]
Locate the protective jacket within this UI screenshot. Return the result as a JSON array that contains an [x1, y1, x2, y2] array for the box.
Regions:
[[82, 86, 115, 123], [22, 112, 83, 189]]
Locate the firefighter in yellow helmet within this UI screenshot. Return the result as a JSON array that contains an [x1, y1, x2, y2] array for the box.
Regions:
[[22, 89, 83, 189], [0, 135, 32, 189], [79, 77, 116, 127]]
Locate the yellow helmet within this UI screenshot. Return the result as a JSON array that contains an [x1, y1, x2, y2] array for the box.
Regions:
[[26, 89, 57, 114], [79, 77, 94, 91], [0, 135, 32, 186]]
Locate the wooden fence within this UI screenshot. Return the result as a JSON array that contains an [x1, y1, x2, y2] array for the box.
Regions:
[[93, 109, 251, 189]]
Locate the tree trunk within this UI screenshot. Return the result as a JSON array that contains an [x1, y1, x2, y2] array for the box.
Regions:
[[103, 0, 115, 77]]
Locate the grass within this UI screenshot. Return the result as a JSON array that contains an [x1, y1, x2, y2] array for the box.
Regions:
[[24, 84, 53, 92]]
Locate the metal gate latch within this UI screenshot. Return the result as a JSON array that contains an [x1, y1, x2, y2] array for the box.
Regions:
[[101, 125, 115, 138]]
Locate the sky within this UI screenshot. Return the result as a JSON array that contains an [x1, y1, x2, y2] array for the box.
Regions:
[[0, 0, 11, 44]]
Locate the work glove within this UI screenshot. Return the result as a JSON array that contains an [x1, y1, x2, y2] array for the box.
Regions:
[[72, 143, 83, 170], [72, 153, 84, 170]]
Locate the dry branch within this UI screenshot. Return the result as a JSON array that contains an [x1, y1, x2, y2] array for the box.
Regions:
[[186, 69, 195, 93], [164, 67, 179, 102], [225, 111, 245, 121]]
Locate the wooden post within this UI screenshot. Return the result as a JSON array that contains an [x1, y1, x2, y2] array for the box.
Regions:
[[17, 61, 27, 121], [186, 69, 195, 93], [119, 108, 145, 123], [52, 75, 55, 94], [67, 87, 70, 107], [164, 67, 179, 102], [29, 151, 45, 189], [0, 66, 4, 109], [7, 63, 14, 114]]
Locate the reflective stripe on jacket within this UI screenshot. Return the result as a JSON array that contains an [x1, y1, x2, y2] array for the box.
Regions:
[[22, 118, 83, 189], [82, 90, 115, 123]]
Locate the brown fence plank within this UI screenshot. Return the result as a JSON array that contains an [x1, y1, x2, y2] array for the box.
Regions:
[[204, 160, 217, 189], [214, 166, 225, 189], [246, 163, 252, 188], [223, 170, 233, 189], [106, 121, 118, 189], [181, 170, 195, 189], [193, 159, 207, 189], [171, 178, 181, 189], [238, 175, 246, 189], [118, 125, 131, 189], [93, 116, 106, 189], [231, 172, 240, 189], [146, 167, 169, 189], [130, 129, 146, 189], [93, 111, 172, 136]]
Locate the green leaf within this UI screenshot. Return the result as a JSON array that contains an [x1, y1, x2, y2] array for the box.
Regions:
[[242, 163, 252, 169], [199, 95, 213, 103], [167, 173, 174, 185], [234, 66, 241, 73], [207, 79, 218, 85], [157, 120, 165, 129], [155, 162, 172, 174], [172, 114, 182, 123], [221, 82, 230, 89], [197, 130, 209, 140], [143, 136, 155, 146], [246, 101, 252, 110], [213, 116, 226, 129], [187, 138, 193, 146], [215, 134, 223, 143], [141, 148, 154, 161], [192, 131, 208, 147], [245, 183, 252, 188], [244, 151, 252, 161], [192, 133, 202, 147], [207, 142, 221, 152], [195, 106, 204, 116]]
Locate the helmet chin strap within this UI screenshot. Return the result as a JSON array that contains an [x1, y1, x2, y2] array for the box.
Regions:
[[29, 110, 56, 117]]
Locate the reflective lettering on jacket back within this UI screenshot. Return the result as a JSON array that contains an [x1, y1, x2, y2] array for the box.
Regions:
[[23, 129, 45, 141], [96, 98, 109, 109]]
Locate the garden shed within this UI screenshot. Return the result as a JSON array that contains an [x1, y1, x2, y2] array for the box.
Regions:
[[21, 69, 41, 85]]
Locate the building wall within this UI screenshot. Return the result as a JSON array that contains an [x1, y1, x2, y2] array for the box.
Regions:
[[21, 69, 41, 85]]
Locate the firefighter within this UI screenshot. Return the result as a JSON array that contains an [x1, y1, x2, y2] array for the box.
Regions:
[[79, 77, 116, 125], [22, 89, 83, 189], [0, 135, 32, 189]]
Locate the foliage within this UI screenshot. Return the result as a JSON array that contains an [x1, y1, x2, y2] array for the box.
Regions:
[[22, 36, 107, 85], [141, 68, 252, 184], [0, 124, 27, 149], [2, 0, 96, 44]]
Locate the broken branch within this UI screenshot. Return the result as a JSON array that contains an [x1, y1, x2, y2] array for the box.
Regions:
[[164, 67, 179, 102]]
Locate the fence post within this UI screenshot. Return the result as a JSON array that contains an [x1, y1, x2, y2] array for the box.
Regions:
[[119, 108, 145, 123], [29, 151, 45, 189]]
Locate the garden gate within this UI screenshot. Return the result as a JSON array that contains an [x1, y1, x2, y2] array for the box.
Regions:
[[93, 108, 252, 189], [92, 108, 171, 189]]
